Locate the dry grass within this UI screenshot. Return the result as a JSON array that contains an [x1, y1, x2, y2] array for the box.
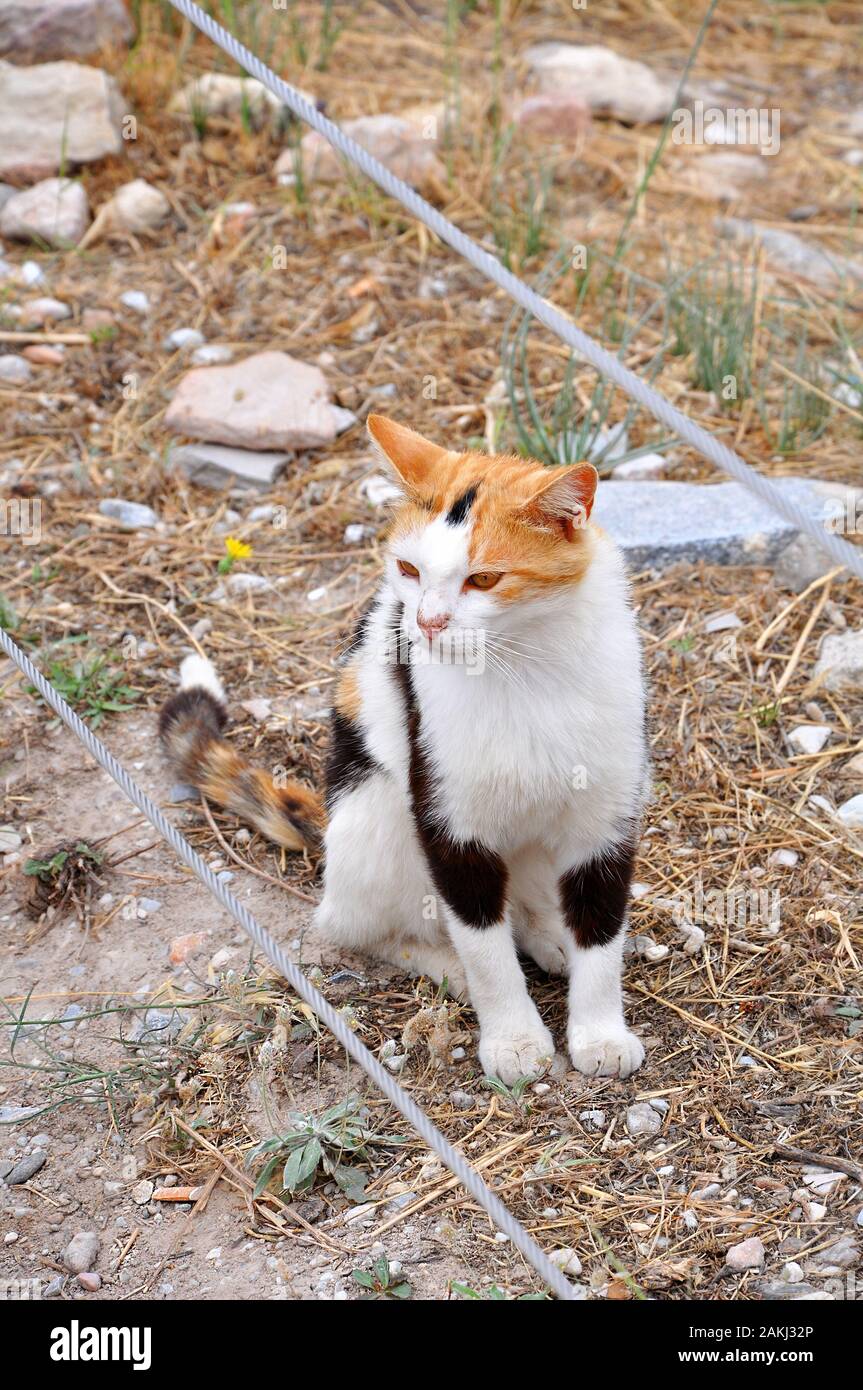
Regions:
[[1, 0, 862, 1300]]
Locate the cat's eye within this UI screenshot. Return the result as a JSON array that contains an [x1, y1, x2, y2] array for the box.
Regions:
[[397, 559, 420, 579], [466, 571, 501, 591]]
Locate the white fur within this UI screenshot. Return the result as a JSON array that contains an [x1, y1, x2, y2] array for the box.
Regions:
[[180, 654, 225, 703], [316, 520, 648, 1083]]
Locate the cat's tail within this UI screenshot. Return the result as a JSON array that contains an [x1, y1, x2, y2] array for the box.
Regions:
[[159, 655, 325, 852]]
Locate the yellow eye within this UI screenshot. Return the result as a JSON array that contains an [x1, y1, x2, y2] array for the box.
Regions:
[[466, 571, 501, 591], [398, 559, 420, 579]]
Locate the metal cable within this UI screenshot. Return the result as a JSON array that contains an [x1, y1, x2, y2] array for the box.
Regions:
[[167, 0, 863, 581], [0, 625, 579, 1300]]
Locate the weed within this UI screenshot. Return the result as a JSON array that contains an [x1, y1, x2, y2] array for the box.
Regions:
[[352, 1254, 412, 1300], [247, 1096, 403, 1202], [30, 649, 139, 728]]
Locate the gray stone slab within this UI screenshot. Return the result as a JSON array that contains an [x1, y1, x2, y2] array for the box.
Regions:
[[168, 441, 291, 491], [593, 476, 837, 572]]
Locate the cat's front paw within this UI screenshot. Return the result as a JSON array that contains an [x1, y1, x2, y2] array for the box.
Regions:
[[568, 1026, 645, 1079], [479, 1024, 555, 1087]]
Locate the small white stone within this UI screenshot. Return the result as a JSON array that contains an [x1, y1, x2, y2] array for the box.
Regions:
[[836, 794, 863, 828], [307, 586, 327, 603], [625, 1102, 662, 1137], [781, 1261, 804, 1284], [226, 572, 270, 595], [611, 453, 667, 481], [644, 942, 670, 962], [191, 344, 233, 366], [0, 353, 33, 386], [20, 260, 46, 286], [450, 1047, 466, 1061], [703, 610, 743, 634], [788, 724, 831, 756], [164, 327, 205, 352], [359, 474, 402, 508], [768, 848, 799, 868], [343, 523, 372, 545], [120, 290, 150, 315], [549, 1247, 582, 1276]]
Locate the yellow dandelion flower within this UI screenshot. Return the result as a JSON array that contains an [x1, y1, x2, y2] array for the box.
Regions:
[[224, 536, 252, 561]]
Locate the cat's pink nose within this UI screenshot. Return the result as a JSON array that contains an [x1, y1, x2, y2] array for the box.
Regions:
[[418, 611, 450, 640]]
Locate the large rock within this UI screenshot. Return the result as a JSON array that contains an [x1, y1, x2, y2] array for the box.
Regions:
[[523, 43, 676, 124], [0, 177, 90, 246], [815, 631, 863, 691], [165, 351, 344, 452], [0, 0, 132, 60], [277, 112, 446, 193], [0, 59, 125, 182], [593, 477, 851, 572]]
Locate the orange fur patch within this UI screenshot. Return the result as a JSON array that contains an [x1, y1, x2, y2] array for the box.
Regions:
[[379, 425, 598, 601], [334, 665, 362, 722]]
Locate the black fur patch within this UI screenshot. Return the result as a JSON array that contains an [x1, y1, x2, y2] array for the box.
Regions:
[[559, 841, 636, 950], [394, 659, 507, 927], [159, 686, 227, 743], [325, 709, 379, 811], [445, 484, 478, 527]]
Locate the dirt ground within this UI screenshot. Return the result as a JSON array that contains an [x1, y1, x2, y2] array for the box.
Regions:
[[1, 1, 862, 1302]]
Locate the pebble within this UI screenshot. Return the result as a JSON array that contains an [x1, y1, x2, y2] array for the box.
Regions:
[[169, 932, 205, 964], [4, 1231, 18, 1244], [611, 453, 667, 481], [359, 474, 402, 508], [77, 1271, 101, 1292], [625, 1103, 663, 1137], [164, 327, 205, 353], [98, 498, 160, 530], [0, 353, 33, 385], [22, 296, 70, 324], [169, 783, 198, 803], [814, 629, 863, 691], [5, 1150, 47, 1185], [725, 1236, 765, 1271], [131, 1179, 154, 1205], [787, 724, 831, 756], [20, 260, 45, 286], [0, 827, 23, 852], [781, 1261, 804, 1284], [191, 344, 233, 366], [768, 848, 799, 868], [120, 289, 150, 315], [343, 523, 373, 544], [62, 1230, 100, 1274], [703, 610, 743, 634], [579, 1109, 606, 1129], [836, 794, 863, 828], [549, 1247, 583, 1276], [22, 344, 63, 365], [449, 1090, 473, 1110], [450, 1046, 466, 1061]]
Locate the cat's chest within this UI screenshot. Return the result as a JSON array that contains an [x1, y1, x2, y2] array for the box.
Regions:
[[415, 669, 583, 839]]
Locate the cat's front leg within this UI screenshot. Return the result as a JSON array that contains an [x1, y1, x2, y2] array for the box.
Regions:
[[447, 914, 555, 1085], [420, 837, 553, 1084], [559, 843, 645, 1079]]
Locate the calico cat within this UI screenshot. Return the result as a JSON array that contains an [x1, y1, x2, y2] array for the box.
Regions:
[[160, 414, 649, 1083]]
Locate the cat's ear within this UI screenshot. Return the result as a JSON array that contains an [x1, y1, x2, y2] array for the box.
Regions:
[[518, 463, 598, 541], [367, 415, 447, 491]]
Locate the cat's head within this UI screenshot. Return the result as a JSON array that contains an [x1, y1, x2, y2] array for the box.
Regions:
[[368, 414, 598, 651]]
